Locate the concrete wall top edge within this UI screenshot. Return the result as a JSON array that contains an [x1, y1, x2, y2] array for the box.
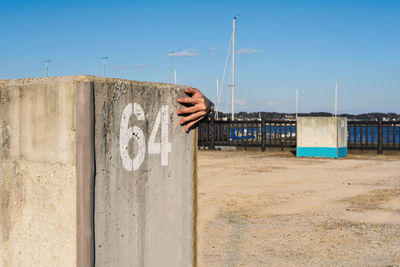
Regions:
[[0, 76, 191, 90]]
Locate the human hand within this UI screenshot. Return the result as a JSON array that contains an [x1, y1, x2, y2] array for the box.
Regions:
[[176, 87, 212, 132]]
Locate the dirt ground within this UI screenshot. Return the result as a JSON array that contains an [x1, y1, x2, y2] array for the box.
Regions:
[[197, 150, 400, 266]]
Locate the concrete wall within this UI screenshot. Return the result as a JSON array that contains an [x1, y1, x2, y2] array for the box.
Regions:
[[296, 117, 347, 158], [337, 118, 348, 148], [297, 117, 338, 148], [93, 79, 196, 266], [0, 77, 79, 266], [0, 76, 196, 266]]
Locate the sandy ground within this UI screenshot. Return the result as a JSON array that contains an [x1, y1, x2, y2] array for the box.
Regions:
[[197, 150, 400, 266]]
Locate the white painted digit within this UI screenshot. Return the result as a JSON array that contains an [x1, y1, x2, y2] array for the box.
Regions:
[[161, 105, 172, 166], [120, 103, 146, 171], [120, 103, 171, 171], [148, 105, 172, 166], [148, 107, 162, 155]]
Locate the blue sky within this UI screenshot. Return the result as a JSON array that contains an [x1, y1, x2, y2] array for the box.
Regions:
[[1, 0, 399, 114]]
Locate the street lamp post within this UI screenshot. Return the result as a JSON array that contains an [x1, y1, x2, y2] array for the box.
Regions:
[[44, 59, 51, 77], [101, 56, 109, 77]]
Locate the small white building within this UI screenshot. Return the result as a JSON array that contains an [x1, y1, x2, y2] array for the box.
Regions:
[[297, 117, 347, 158]]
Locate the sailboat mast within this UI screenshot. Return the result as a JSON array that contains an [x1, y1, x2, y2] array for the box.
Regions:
[[174, 69, 177, 85], [216, 78, 219, 120], [296, 88, 299, 119], [232, 17, 236, 121], [335, 78, 338, 117]]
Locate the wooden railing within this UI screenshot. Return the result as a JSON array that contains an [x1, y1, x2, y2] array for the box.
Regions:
[[198, 118, 296, 151], [198, 118, 400, 154], [347, 119, 400, 153]]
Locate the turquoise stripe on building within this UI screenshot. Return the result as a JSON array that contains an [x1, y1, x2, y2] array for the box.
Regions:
[[297, 147, 347, 158], [337, 147, 348, 158]]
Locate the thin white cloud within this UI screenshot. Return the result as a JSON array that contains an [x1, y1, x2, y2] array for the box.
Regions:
[[237, 48, 264, 55], [396, 66, 400, 72], [266, 101, 278, 106], [209, 47, 217, 56], [236, 99, 246, 105], [114, 64, 150, 70], [135, 64, 150, 69], [230, 99, 246, 105], [167, 49, 199, 57], [114, 65, 133, 70]]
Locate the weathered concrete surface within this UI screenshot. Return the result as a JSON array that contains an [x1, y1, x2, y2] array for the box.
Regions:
[[297, 117, 347, 158], [337, 118, 347, 148], [0, 76, 196, 267], [93, 79, 196, 267], [76, 81, 95, 267], [0, 77, 80, 266]]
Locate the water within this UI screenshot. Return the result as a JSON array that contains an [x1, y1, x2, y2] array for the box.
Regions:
[[229, 125, 400, 143], [230, 125, 296, 140], [348, 125, 400, 144]]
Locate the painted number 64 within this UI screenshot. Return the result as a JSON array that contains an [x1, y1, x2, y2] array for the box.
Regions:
[[120, 103, 172, 171]]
